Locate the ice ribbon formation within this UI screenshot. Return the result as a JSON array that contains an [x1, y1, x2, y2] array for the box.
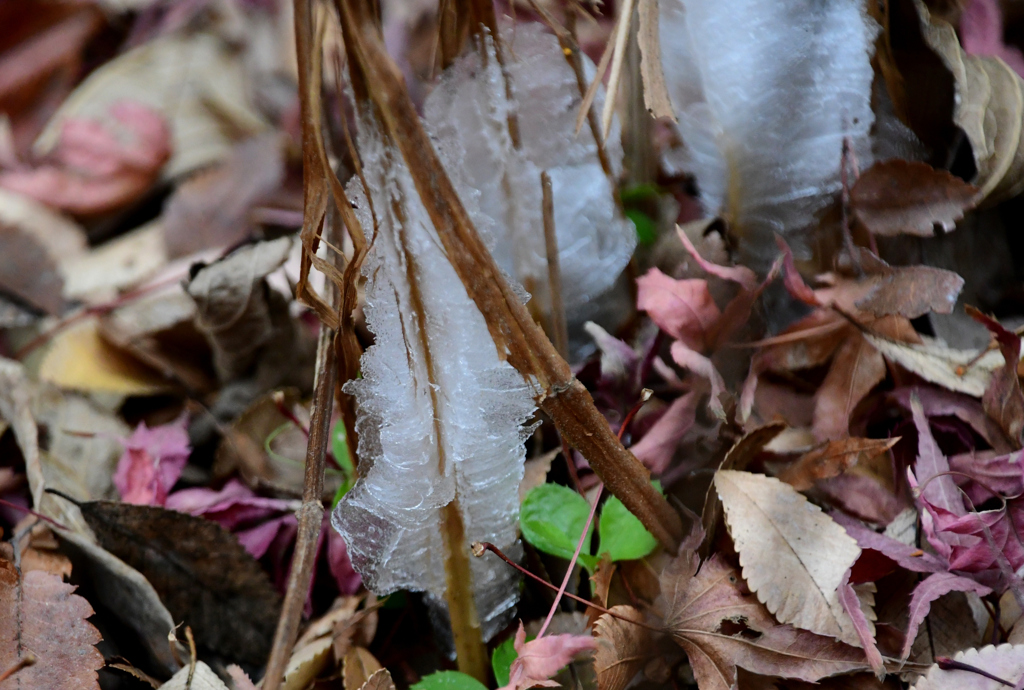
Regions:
[[423, 24, 635, 319], [660, 0, 878, 271], [331, 116, 537, 639]]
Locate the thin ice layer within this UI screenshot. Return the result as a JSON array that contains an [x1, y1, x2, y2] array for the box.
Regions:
[[660, 0, 878, 271], [331, 122, 537, 639], [423, 24, 634, 312]]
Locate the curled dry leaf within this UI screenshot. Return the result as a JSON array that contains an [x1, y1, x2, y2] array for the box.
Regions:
[[343, 646, 382, 690], [714, 470, 864, 646], [967, 307, 1024, 448], [658, 551, 870, 690], [358, 669, 397, 690], [911, 644, 1024, 689], [594, 605, 653, 690], [500, 622, 597, 690], [812, 332, 886, 441], [849, 160, 977, 237], [0, 558, 103, 690], [862, 332, 1003, 397], [70, 499, 281, 665], [779, 437, 900, 491], [855, 253, 965, 320]]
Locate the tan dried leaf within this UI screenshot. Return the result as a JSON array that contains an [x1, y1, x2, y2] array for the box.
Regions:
[[911, 644, 1024, 689], [812, 333, 886, 441], [850, 160, 977, 237], [0, 558, 103, 690], [714, 470, 863, 645], [594, 606, 652, 690], [344, 646, 382, 690], [863, 333, 1002, 397], [158, 661, 229, 690], [283, 637, 333, 690], [359, 669, 397, 690], [780, 438, 900, 491]]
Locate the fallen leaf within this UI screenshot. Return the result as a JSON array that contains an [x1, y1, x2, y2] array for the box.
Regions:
[[282, 636, 333, 690], [0, 222, 68, 315], [863, 333, 1002, 397], [714, 470, 864, 646], [39, 316, 172, 396], [63, 221, 169, 305], [630, 392, 698, 474], [812, 332, 886, 441], [961, 0, 1024, 78], [902, 573, 993, 660], [358, 669, 397, 690], [157, 661, 229, 690], [593, 605, 652, 690], [227, 665, 259, 690], [344, 646, 383, 690], [967, 307, 1024, 448], [677, 225, 757, 291], [911, 644, 1024, 689], [849, 160, 977, 237], [658, 551, 870, 690], [669, 341, 727, 420], [909, 393, 965, 517], [780, 438, 900, 492], [69, 498, 281, 665], [909, 590, 989, 665], [500, 621, 597, 690], [163, 133, 286, 259], [637, 267, 719, 350], [0, 557, 103, 690], [855, 255, 965, 320], [113, 415, 191, 506], [0, 101, 171, 215]]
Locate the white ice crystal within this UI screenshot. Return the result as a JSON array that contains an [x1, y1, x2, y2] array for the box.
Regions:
[[660, 0, 879, 271], [331, 117, 537, 640], [423, 23, 635, 315]]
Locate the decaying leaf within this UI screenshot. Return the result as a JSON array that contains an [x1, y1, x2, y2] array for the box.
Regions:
[[358, 669, 397, 690], [863, 332, 1003, 397], [0, 557, 103, 690], [714, 470, 864, 646], [854, 254, 965, 320], [812, 332, 886, 441], [157, 661, 229, 690], [911, 644, 1024, 689], [968, 307, 1024, 447], [344, 646, 383, 690], [850, 160, 978, 237], [68, 498, 281, 665], [902, 573, 993, 660], [594, 605, 653, 690], [779, 438, 899, 491], [658, 551, 870, 690], [500, 621, 597, 690]]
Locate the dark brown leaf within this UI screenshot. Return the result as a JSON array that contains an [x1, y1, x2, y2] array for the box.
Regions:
[[69, 498, 281, 665], [594, 606, 653, 690], [968, 306, 1024, 448], [779, 437, 900, 491], [658, 552, 870, 690], [850, 160, 977, 237], [0, 557, 103, 690]]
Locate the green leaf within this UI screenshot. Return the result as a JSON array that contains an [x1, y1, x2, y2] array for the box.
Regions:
[[625, 209, 658, 246], [411, 671, 488, 690], [491, 633, 529, 686], [597, 494, 659, 562], [521, 484, 597, 570], [330, 420, 355, 509]]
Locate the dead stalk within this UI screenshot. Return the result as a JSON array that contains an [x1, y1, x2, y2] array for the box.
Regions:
[[262, 326, 337, 690], [541, 171, 569, 359]]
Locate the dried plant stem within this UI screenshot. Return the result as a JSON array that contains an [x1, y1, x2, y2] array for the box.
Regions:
[[602, 0, 636, 139], [262, 326, 337, 690], [541, 172, 568, 359], [333, 0, 683, 554]]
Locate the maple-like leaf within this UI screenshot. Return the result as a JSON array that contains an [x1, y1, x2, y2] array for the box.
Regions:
[[593, 606, 653, 690], [714, 470, 865, 646], [911, 644, 1024, 689], [637, 268, 719, 350], [499, 621, 597, 690], [630, 393, 698, 474], [658, 551, 870, 690], [113, 414, 191, 506], [902, 573, 993, 659], [0, 558, 103, 690]]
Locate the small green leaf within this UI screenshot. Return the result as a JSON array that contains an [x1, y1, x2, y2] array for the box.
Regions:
[[597, 494, 659, 562], [411, 671, 488, 690], [521, 484, 597, 570], [625, 209, 658, 246], [491, 634, 530, 686], [330, 420, 355, 509]]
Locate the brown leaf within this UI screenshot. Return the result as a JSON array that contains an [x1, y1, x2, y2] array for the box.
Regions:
[[594, 606, 653, 690], [637, 0, 675, 120], [658, 552, 869, 690], [0, 557, 103, 690], [968, 307, 1024, 448], [163, 133, 286, 259], [780, 438, 900, 492], [850, 160, 977, 237], [67, 498, 281, 665], [813, 332, 886, 441], [359, 669, 397, 690], [862, 332, 1001, 397], [854, 254, 965, 320], [587, 554, 616, 627], [343, 646, 383, 690], [0, 223, 65, 315]]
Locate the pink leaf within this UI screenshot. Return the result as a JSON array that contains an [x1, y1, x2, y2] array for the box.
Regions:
[[901, 572, 992, 659], [327, 528, 362, 596], [636, 268, 719, 349], [0, 101, 170, 215], [776, 236, 820, 306], [961, 0, 1024, 78], [629, 392, 698, 474], [669, 341, 727, 420], [500, 622, 596, 690], [676, 226, 757, 291], [833, 512, 946, 574], [836, 568, 884, 676], [113, 415, 190, 506], [165, 478, 293, 530], [910, 393, 965, 517], [235, 514, 296, 560]]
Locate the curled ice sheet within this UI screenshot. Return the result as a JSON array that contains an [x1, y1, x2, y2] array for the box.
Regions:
[[331, 119, 537, 640], [660, 0, 878, 271], [423, 23, 635, 314]]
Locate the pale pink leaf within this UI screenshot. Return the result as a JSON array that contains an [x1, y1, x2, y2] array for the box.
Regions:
[[629, 392, 698, 473], [901, 572, 992, 659], [837, 569, 884, 675], [500, 622, 596, 690], [961, 0, 1024, 78], [637, 268, 719, 349], [113, 415, 190, 506], [833, 512, 946, 574], [776, 236, 820, 306], [676, 225, 757, 291], [912, 644, 1024, 690], [910, 393, 965, 517], [670, 341, 727, 420]]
